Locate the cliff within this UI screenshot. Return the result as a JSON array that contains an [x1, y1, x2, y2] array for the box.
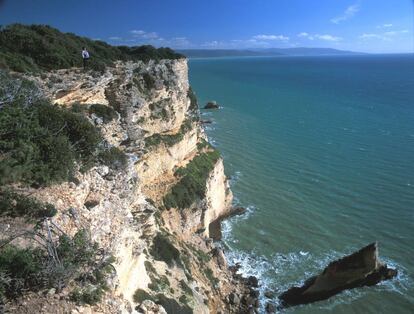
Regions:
[[0, 59, 251, 314]]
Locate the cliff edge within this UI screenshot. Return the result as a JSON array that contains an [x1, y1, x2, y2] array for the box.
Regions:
[[0, 58, 252, 314]]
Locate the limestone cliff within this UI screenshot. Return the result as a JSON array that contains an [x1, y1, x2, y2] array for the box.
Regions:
[[2, 60, 250, 314]]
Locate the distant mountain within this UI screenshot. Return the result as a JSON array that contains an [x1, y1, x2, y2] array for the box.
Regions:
[[178, 47, 363, 58]]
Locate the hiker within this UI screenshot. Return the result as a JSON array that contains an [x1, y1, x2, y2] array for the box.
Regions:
[[82, 47, 90, 69]]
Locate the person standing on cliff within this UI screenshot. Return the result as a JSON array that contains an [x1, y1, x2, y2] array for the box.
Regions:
[[82, 47, 90, 69]]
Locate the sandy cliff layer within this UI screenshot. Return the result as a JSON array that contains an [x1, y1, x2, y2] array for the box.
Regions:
[[4, 59, 252, 314]]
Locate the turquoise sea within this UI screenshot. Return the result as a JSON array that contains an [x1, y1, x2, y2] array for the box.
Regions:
[[189, 54, 414, 313]]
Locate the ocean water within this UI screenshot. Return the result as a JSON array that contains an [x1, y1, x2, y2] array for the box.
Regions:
[[188, 54, 414, 313]]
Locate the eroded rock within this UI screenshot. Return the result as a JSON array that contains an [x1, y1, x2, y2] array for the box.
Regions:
[[279, 242, 397, 308]]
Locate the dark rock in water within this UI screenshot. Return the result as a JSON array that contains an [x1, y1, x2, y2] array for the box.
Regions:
[[249, 289, 260, 298], [204, 101, 219, 109], [247, 276, 259, 288], [264, 290, 275, 299], [266, 302, 276, 313], [279, 242, 397, 308], [201, 119, 213, 124]]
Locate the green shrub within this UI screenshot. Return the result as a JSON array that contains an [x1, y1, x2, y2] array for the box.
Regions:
[[0, 98, 103, 185], [143, 73, 155, 90], [150, 233, 180, 266], [0, 228, 114, 304], [145, 119, 192, 149], [0, 189, 57, 219], [163, 150, 220, 210], [155, 294, 193, 314], [0, 24, 185, 73], [70, 285, 105, 305], [88, 104, 118, 123], [98, 146, 128, 170], [133, 289, 154, 304], [0, 245, 44, 299], [179, 280, 193, 296], [148, 275, 170, 292], [204, 268, 219, 287], [149, 98, 171, 120]]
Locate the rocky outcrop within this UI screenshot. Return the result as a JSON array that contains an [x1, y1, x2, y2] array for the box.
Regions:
[[204, 101, 219, 109], [279, 242, 397, 308]]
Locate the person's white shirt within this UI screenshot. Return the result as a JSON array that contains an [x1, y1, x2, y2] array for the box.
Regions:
[[82, 50, 90, 59]]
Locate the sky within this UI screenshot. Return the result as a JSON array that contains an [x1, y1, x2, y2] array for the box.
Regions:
[[0, 0, 413, 53]]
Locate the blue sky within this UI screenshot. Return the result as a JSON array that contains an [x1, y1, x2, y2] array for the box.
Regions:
[[0, 0, 413, 53]]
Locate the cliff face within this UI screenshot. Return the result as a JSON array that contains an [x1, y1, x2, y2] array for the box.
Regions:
[[10, 59, 246, 313]]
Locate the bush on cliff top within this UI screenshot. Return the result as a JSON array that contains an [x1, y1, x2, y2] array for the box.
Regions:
[[0, 72, 127, 186], [163, 149, 220, 210], [0, 24, 184, 72]]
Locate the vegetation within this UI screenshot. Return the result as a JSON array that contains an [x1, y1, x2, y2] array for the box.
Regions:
[[0, 72, 127, 186], [149, 98, 171, 120], [0, 229, 114, 304], [204, 267, 219, 287], [150, 233, 181, 266], [0, 24, 184, 72], [133, 289, 154, 304], [163, 150, 221, 210], [148, 275, 170, 292], [98, 146, 128, 170], [88, 104, 118, 123], [0, 189, 56, 220], [155, 294, 193, 314], [145, 119, 193, 149]]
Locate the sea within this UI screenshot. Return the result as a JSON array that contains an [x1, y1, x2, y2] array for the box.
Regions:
[[188, 54, 414, 313]]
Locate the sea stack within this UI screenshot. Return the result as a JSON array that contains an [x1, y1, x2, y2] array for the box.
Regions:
[[279, 242, 397, 308], [204, 101, 220, 109]]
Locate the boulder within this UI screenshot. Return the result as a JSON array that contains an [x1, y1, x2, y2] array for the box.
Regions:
[[204, 101, 219, 109], [247, 276, 259, 288], [279, 242, 397, 308]]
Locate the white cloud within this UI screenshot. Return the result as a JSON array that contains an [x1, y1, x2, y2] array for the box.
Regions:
[[359, 29, 409, 41], [130, 30, 145, 36], [377, 23, 393, 29], [252, 34, 289, 41], [315, 34, 342, 41], [297, 32, 315, 40], [108, 36, 122, 41], [331, 4, 360, 24], [359, 33, 383, 39], [130, 30, 159, 39]]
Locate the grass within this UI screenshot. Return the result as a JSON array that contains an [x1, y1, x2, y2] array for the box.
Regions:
[[163, 150, 221, 210], [0, 24, 184, 73]]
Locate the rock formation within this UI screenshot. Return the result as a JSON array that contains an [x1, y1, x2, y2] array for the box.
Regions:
[[279, 242, 397, 308], [204, 101, 219, 109], [1, 59, 251, 313]]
